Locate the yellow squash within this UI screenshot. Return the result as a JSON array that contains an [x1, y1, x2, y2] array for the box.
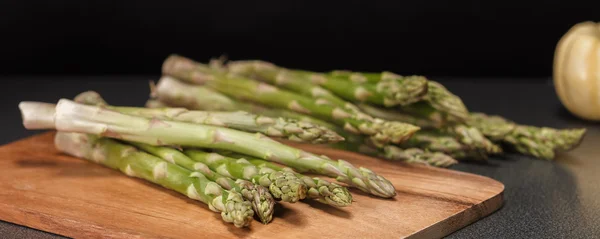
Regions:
[[553, 21, 600, 121]]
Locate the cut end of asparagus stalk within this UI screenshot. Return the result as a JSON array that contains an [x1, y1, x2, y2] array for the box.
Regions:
[[19, 101, 57, 130], [154, 75, 238, 111]]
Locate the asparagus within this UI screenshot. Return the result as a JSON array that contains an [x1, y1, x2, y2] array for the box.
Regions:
[[183, 149, 308, 202], [358, 103, 502, 158], [331, 70, 469, 121], [162, 55, 420, 147], [54, 132, 254, 228], [150, 76, 338, 128], [379, 145, 459, 167], [215, 151, 353, 207], [74, 90, 343, 144], [40, 99, 396, 198], [147, 83, 458, 167], [467, 112, 587, 159], [400, 130, 489, 160], [226, 60, 428, 107], [130, 142, 276, 224]]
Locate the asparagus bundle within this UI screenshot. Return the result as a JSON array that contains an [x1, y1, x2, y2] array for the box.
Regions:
[[148, 77, 458, 167], [77, 91, 356, 208], [182, 150, 309, 203], [214, 151, 353, 207], [54, 132, 254, 228], [21, 99, 396, 198], [161, 55, 420, 148], [129, 142, 276, 223], [359, 103, 501, 160], [225, 60, 429, 107], [74, 90, 343, 144]]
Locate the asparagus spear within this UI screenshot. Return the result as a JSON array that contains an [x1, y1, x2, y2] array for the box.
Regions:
[[129, 142, 276, 224], [467, 112, 587, 159], [331, 70, 469, 121], [150, 76, 339, 128], [358, 103, 502, 158], [147, 83, 458, 167], [226, 60, 428, 107], [74, 90, 343, 144], [162, 55, 420, 147], [183, 149, 307, 202], [215, 150, 353, 207], [400, 130, 489, 160], [39, 99, 396, 198], [54, 132, 254, 228]]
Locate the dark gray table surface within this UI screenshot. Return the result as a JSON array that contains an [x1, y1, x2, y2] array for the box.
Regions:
[[1, 76, 599, 238]]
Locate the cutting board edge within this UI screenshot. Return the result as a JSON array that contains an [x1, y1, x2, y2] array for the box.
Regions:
[[407, 186, 504, 239]]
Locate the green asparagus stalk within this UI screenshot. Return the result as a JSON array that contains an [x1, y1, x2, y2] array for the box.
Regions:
[[467, 112, 587, 159], [129, 142, 276, 224], [147, 84, 458, 167], [162, 55, 420, 147], [331, 70, 469, 121], [225, 60, 428, 107], [74, 90, 343, 144], [183, 149, 308, 202], [400, 130, 489, 160], [43, 99, 396, 198], [54, 132, 254, 228], [215, 151, 353, 207], [379, 145, 459, 167], [150, 76, 339, 128], [358, 103, 502, 157]]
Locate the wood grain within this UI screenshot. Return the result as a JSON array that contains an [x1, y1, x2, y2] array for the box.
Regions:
[[0, 132, 504, 239]]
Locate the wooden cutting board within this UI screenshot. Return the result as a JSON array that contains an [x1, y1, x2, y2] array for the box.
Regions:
[[0, 132, 504, 239]]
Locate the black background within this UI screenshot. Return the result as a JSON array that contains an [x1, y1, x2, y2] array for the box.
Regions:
[[0, 0, 599, 78]]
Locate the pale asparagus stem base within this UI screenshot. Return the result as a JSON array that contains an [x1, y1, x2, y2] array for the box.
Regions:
[[129, 142, 275, 224], [74, 90, 343, 144], [215, 150, 354, 207], [74, 90, 274, 223], [161, 55, 420, 148], [54, 132, 254, 228], [147, 90, 458, 167], [19, 102, 57, 129], [150, 76, 343, 131], [183, 149, 307, 202], [49, 99, 396, 198], [151, 75, 414, 151]]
